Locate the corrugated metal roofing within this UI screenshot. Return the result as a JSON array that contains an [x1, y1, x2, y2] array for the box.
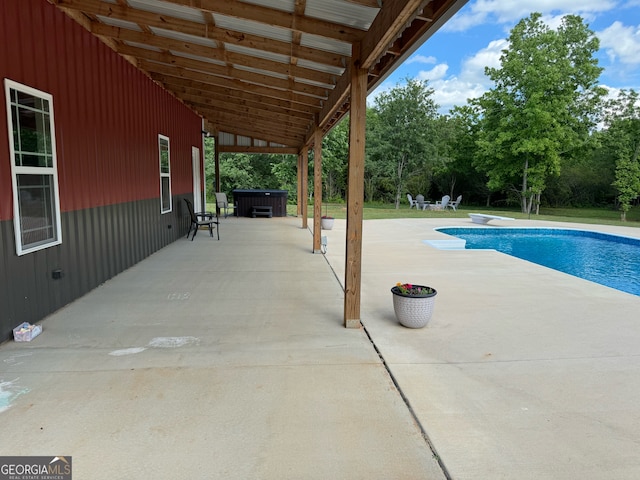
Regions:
[[225, 43, 291, 65], [51, 0, 469, 150], [124, 41, 163, 53], [128, 0, 206, 23], [213, 14, 293, 44], [239, 0, 296, 14], [297, 58, 345, 77], [296, 76, 336, 89], [96, 15, 142, 31], [305, 0, 377, 29], [149, 27, 218, 48], [171, 50, 227, 66], [300, 33, 351, 57], [218, 132, 236, 146], [237, 135, 252, 147]]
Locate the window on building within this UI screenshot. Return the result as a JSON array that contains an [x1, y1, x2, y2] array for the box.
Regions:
[[4, 79, 62, 256], [159, 134, 171, 214]]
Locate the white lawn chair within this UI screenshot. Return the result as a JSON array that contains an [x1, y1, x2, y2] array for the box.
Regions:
[[407, 194, 418, 209], [215, 192, 237, 218], [446, 195, 462, 211], [434, 195, 450, 210]]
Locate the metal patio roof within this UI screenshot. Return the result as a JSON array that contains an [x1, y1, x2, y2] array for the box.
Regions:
[[50, 0, 467, 151]]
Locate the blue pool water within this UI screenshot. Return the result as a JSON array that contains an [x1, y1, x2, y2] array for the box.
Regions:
[[437, 227, 640, 296]]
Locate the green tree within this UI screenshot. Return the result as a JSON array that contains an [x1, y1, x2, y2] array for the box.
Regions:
[[322, 117, 349, 200], [270, 154, 298, 202], [364, 108, 393, 202], [207, 150, 295, 200], [544, 131, 615, 208], [433, 104, 492, 205], [474, 13, 605, 214], [602, 89, 640, 220], [370, 78, 439, 208], [204, 137, 217, 200], [220, 153, 259, 192]]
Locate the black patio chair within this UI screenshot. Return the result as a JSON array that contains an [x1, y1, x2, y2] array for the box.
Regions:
[[183, 198, 219, 241]]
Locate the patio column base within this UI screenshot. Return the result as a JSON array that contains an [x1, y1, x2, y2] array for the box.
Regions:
[[344, 318, 361, 329]]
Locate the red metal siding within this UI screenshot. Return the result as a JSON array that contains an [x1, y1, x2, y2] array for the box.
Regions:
[[0, 0, 202, 220]]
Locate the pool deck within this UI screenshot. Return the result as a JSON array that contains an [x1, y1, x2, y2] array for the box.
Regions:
[[324, 217, 640, 479], [1, 216, 640, 479]]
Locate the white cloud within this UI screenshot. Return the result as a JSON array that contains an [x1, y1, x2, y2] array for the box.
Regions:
[[416, 63, 449, 82], [444, 9, 490, 33], [445, 0, 617, 32], [406, 54, 437, 65], [601, 84, 623, 100], [370, 1, 640, 114], [429, 77, 489, 113], [425, 39, 506, 112], [370, 39, 506, 114], [459, 39, 507, 84], [598, 21, 640, 65]]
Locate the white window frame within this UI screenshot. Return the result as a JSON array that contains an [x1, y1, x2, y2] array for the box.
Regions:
[[158, 134, 172, 214], [4, 79, 62, 256]]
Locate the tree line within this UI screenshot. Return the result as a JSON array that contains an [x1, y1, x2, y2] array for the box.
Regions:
[[207, 13, 640, 220]]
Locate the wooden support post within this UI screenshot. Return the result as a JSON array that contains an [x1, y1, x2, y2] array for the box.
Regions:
[[214, 136, 220, 193], [344, 45, 367, 329], [296, 153, 302, 217], [301, 148, 308, 229], [214, 136, 221, 216], [312, 128, 323, 253]]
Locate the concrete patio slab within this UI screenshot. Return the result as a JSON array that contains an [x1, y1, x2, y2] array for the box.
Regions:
[[2, 215, 640, 479], [322, 217, 640, 479], [0, 217, 445, 480]]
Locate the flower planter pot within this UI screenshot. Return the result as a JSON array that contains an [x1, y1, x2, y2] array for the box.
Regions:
[[321, 217, 334, 230], [391, 285, 437, 328]]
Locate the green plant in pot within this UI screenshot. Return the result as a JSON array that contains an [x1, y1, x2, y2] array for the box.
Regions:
[[390, 282, 437, 328], [321, 203, 334, 230]]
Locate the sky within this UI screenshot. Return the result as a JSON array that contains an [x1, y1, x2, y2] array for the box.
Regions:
[[369, 0, 640, 114]]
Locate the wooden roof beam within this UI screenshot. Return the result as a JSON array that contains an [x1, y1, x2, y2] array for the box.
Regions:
[[186, 96, 313, 128], [122, 47, 330, 99], [93, 24, 340, 86], [199, 106, 309, 135], [144, 66, 324, 107], [91, 23, 345, 70], [161, 0, 367, 43], [159, 81, 319, 118], [312, 0, 466, 142], [56, 0, 348, 68], [218, 145, 299, 154], [360, 0, 426, 70], [311, 0, 426, 140], [117, 44, 335, 94], [207, 114, 306, 146], [344, 0, 381, 7], [367, 0, 464, 83]]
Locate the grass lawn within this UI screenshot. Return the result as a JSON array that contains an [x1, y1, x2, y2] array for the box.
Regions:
[[282, 203, 640, 227]]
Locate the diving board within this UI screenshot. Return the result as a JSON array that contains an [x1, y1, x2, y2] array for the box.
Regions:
[[469, 213, 515, 224]]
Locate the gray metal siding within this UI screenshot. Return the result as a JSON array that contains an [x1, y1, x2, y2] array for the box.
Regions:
[[0, 196, 191, 342]]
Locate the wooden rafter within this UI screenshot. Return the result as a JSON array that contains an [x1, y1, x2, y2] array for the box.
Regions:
[[50, 0, 467, 150], [151, 74, 321, 114], [143, 64, 323, 106], [160, 0, 367, 42], [90, 23, 346, 68], [116, 43, 337, 89]]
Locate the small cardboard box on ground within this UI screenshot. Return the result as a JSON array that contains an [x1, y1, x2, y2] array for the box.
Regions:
[[13, 322, 42, 342]]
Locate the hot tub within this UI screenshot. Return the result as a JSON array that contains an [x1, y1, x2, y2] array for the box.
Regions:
[[232, 189, 288, 217]]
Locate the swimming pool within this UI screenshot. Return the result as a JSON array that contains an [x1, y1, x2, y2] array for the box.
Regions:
[[436, 227, 640, 296]]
